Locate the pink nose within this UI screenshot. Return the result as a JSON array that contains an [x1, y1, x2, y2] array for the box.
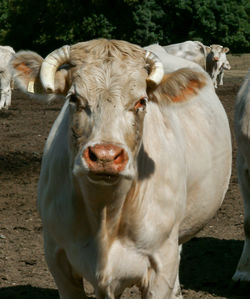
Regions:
[[213, 56, 219, 61], [83, 144, 128, 174]]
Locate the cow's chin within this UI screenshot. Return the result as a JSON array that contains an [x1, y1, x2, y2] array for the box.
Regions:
[[73, 155, 136, 186]]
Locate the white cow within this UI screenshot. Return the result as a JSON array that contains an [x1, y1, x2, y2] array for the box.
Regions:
[[206, 44, 230, 88], [163, 40, 209, 70], [11, 39, 232, 298], [163, 42, 231, 88], [0, 45, 15, 109], [216, 52, 231, 87], [233, 71, 250, 284]]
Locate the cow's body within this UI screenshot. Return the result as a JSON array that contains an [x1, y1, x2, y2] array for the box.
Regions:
[[0, 45, 15, 109], [11, 39, 231, 298], [145, 43, 204, 73], [163, 41, 208, 70], [216, 53, 231, 87], [206, 44, 230, 88], [233, 71, 250, 283]]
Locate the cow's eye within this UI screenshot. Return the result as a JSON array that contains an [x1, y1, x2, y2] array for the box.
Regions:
[[69, 94, 91, 114], [69, 94, 78, 103], [134, 97, 148, 112]]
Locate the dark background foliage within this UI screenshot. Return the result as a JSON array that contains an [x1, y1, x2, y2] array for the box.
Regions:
[[0, 0, 249, 56]]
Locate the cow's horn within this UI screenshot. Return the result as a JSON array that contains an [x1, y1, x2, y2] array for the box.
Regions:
[[145, 51, 164, 87], [40, 45, 70, 93]]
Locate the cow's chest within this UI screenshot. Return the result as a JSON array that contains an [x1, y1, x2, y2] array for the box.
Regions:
[[66, 237, 151, 294]]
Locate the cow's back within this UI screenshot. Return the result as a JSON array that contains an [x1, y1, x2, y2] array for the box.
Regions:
[[145, 44, 204, 73], [162, 41, 207, 68]]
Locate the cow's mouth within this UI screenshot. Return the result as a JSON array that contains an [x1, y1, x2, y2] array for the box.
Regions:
[[87, 171, 120, 184]]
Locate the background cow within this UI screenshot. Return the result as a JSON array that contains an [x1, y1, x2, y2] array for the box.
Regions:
[[233, 71, 250, 285], [206, 44, 230, 88], [11, 39, 232, 298], [0, 45, 15, 109], [163, 41, 231, 88], [216, 52, 231, 87]]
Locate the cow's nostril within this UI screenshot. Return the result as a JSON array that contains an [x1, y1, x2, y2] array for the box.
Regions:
[[114, 150, 124, 164], [83, 144, 129, 174], [88, 148, 98, 162]]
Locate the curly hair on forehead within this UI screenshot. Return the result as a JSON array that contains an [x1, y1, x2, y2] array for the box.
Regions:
[[70, 38, 146, 66]]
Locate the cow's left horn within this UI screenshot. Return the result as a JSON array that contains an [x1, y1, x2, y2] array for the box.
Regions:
[[40, 45, 71, 93], [145, 51, 164, 87]]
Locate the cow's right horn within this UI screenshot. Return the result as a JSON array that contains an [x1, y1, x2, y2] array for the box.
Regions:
[[145, 51, 164, 87], [40, 45, 70, 93]]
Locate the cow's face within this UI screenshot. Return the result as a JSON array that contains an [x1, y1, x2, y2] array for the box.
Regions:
[[209, 44, 223, 61], [10, 39, 164, 186], [209, 45, 230, 63], [69, 60, 149, 184]]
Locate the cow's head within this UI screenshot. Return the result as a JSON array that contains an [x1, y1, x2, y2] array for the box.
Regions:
[[209, 44, 229, 61], [11, 40, 165, 185], [11, 39, 205, 187]]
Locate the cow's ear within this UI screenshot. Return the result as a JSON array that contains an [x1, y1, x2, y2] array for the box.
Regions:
[[11, 51, 44, 94], [223, 47, 229, 53], [148, 68, 207, 104]]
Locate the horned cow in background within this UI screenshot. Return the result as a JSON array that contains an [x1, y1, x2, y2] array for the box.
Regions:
[[206, 44, 230, 88], [163, 41, 231, 88]]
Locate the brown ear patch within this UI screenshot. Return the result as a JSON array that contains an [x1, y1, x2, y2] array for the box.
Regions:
[[14, 62, 32, 75], [156, 68, 207, 103]]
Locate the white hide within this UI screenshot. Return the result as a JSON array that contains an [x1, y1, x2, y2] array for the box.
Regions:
[[0, 46, 15, 109], [163, 40, 208, 69], [36, 44, 232, 298]]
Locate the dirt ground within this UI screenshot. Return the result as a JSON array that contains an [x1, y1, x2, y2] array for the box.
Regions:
[[0, 54, 249, 299]]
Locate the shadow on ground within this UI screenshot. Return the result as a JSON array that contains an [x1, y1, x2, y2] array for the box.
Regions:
[[0, 285, 96, 299], [0, 285, 58, 299], [180, 237, 250, 298]]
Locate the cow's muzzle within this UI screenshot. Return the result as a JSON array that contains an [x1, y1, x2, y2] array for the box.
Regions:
[[83, 144, 129, 179]]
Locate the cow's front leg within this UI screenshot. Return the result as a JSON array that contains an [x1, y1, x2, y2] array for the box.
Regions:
[[1, 88, 12, 109], [232, 153, 250, 284], [0, 73, 11, 109], [4, 88, 12, 108], [142, 231, 182, 298], [218, 71, 224, 86], [44, 234, 87, 299]]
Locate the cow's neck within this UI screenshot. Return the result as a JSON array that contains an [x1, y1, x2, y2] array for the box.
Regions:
[[82, 178, 135, 240]]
